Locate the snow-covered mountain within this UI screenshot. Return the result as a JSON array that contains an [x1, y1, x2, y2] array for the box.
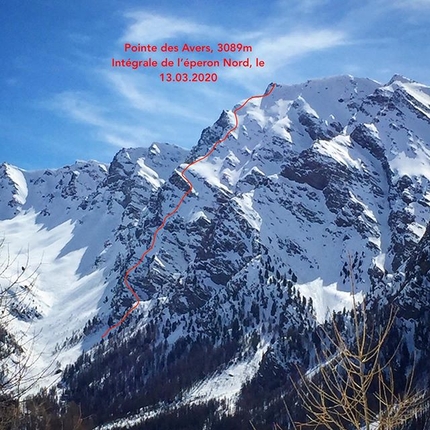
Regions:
[[1, 74, 430, 428]]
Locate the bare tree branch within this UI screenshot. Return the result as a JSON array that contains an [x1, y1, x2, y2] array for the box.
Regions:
[[292, 256, 427, 430]]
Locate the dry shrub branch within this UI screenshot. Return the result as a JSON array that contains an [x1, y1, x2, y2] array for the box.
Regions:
[[292, 258, 428, 430]]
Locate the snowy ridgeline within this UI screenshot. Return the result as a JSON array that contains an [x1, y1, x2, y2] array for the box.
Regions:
[[1, 74, 430, 422]]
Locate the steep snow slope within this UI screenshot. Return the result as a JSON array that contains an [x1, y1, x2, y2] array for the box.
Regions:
[[123, 75, 430, 332], [1, 75, 430, 422], [0, 143, 189, 389]]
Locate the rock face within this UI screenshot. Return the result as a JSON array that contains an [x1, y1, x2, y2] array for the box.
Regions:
[[2, 74, 430, 427]]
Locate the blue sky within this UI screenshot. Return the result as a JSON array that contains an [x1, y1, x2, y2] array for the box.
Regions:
[[1, 0, 430, 170]]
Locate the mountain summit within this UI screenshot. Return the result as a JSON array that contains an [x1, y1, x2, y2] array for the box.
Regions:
[[1, 74, 430, 428]]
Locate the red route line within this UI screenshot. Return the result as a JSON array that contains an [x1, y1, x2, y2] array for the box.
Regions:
[[102, 83, 276, 338]]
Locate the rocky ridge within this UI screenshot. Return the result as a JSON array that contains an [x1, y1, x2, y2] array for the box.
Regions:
[[1, 74, 430, 427]]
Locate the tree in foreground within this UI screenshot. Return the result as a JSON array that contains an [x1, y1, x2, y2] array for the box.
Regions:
[[292, 273, 428, 430], [0, 241, 44, 429], [0, 241, 93, 429]]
